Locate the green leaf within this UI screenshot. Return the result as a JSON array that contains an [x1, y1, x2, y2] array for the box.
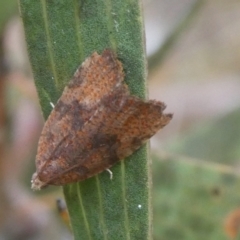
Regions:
[[168, 109, 240, 165], [153, 157, 240, 240], [19, 0, 151, 239], [152, 108, 240, 239]]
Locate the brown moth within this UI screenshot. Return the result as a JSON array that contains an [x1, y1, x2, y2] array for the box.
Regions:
[[31, 49, 172, 190]]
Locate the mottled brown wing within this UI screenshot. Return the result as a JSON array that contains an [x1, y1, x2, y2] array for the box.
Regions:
[[31, 49, 172, 189], [38, 86, 172, 186]]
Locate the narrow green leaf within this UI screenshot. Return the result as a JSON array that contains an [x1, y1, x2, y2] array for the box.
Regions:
[[19, 0, 151, 239]]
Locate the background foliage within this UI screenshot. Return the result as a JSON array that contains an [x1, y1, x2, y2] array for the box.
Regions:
[[0, 0, 240, 239]]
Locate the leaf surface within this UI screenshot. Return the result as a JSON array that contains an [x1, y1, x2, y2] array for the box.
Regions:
[[19, 0, 151, 239]]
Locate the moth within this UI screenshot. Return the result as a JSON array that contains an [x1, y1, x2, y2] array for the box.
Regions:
[[31, 49, 172, 190]]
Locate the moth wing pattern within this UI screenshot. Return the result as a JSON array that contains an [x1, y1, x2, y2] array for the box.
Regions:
[[31, 49, 172, 190]]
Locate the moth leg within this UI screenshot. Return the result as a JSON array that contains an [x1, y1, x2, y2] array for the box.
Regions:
[[50, 102, 55, 109], [106, 169, 113, 180]]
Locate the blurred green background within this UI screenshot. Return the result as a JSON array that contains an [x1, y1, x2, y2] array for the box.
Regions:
[[1, 0, 240, 239]]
